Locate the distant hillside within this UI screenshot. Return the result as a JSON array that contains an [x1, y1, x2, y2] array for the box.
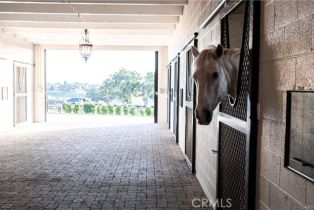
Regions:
[[48, 90, 84, 99]]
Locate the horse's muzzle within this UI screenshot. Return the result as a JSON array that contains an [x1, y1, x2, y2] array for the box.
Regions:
[[196, 109, 212, 125]]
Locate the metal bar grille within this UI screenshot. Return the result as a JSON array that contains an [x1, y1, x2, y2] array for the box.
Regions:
[[185, 107, 193, 164], [221, 18, 230, 48], [218, 123, 247, 210], [219, 1, 251, 121]]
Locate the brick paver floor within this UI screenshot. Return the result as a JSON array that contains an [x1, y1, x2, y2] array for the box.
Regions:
[[0, 124, 210, 210]]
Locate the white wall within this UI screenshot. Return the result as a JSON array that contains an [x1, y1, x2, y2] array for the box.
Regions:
[[0, 33, 33, 63], [0, 59, 13, 129], [157, 46, 168, 124], [0, 32, 33, 130]]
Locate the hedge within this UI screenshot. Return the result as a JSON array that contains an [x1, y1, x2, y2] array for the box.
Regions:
[[83, 103, 96, 113], [123, 106, 129, 115], [60, 103, 154, 117], [63, 103, 72, 113]]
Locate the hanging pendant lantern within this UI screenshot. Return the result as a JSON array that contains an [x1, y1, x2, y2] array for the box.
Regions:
[[79, 29, 93, 62]]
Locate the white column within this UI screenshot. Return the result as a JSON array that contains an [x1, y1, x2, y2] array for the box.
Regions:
[[157, 46, 168, 124], [33, 44, 46, 123]]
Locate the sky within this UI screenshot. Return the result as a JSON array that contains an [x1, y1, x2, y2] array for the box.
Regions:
[[46, 50, 155, 84]]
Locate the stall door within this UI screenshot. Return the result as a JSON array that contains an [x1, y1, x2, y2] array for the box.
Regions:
[[172, 58, 180, 143], [167, 65, 171, 129], [184, 35, 198, 172], [217, 1, 259, 210]]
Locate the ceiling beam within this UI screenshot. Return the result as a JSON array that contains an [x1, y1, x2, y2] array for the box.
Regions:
[[30, 39, 170, 46], [0, 3, 183, 15], [0, 21, 176, 30], [12, 33, 172, 39], [0, 0, 188, 5], [1, 28, 174, 35], [18, 36, 172, 44], [0, 13, 179, 23], [20, 34, 171, 45], [42, 45, 164, 51]]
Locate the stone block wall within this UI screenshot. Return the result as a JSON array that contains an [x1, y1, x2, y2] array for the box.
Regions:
[[169, 0, 314, 209], [257, 1, 314, 210]]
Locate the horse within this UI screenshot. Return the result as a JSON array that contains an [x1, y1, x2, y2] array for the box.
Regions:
[[192, 44, 240, 125]]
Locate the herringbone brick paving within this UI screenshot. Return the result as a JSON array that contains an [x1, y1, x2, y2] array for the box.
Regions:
[[0, 124, 210, 210]]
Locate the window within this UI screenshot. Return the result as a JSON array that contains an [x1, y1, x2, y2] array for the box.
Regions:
[[186, 49, 193, 102], [16, 66, 27, 93]]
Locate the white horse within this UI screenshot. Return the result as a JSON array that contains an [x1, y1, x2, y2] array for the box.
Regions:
[[192, 44, 240, 125]]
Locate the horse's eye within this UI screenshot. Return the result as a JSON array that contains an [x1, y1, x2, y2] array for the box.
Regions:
[[212, 72, 219, 79]]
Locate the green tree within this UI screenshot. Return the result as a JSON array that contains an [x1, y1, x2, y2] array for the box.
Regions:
[[141, 72, 154, 106], [99, 68, 142, 103], [86, 87, 102, 102]]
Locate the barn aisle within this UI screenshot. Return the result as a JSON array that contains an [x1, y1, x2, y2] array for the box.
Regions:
[[0, 123, 209, 210]]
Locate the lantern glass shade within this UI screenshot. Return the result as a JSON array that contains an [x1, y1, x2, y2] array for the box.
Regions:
[[79, 29, 93, 62]]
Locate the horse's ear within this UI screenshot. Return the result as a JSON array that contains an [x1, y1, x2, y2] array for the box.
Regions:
[[191, 46, 199, 58], [215, 44, 223, 59]]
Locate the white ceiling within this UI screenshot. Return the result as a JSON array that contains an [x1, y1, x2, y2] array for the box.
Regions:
[[0, 0, 187, 46]]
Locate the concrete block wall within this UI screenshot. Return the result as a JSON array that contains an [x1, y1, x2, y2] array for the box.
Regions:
[[257, 1, 314, 210], [169, 0, 314, 209]]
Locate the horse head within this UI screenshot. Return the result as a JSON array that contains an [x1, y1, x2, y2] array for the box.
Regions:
[[192, 44, 240, 125]]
